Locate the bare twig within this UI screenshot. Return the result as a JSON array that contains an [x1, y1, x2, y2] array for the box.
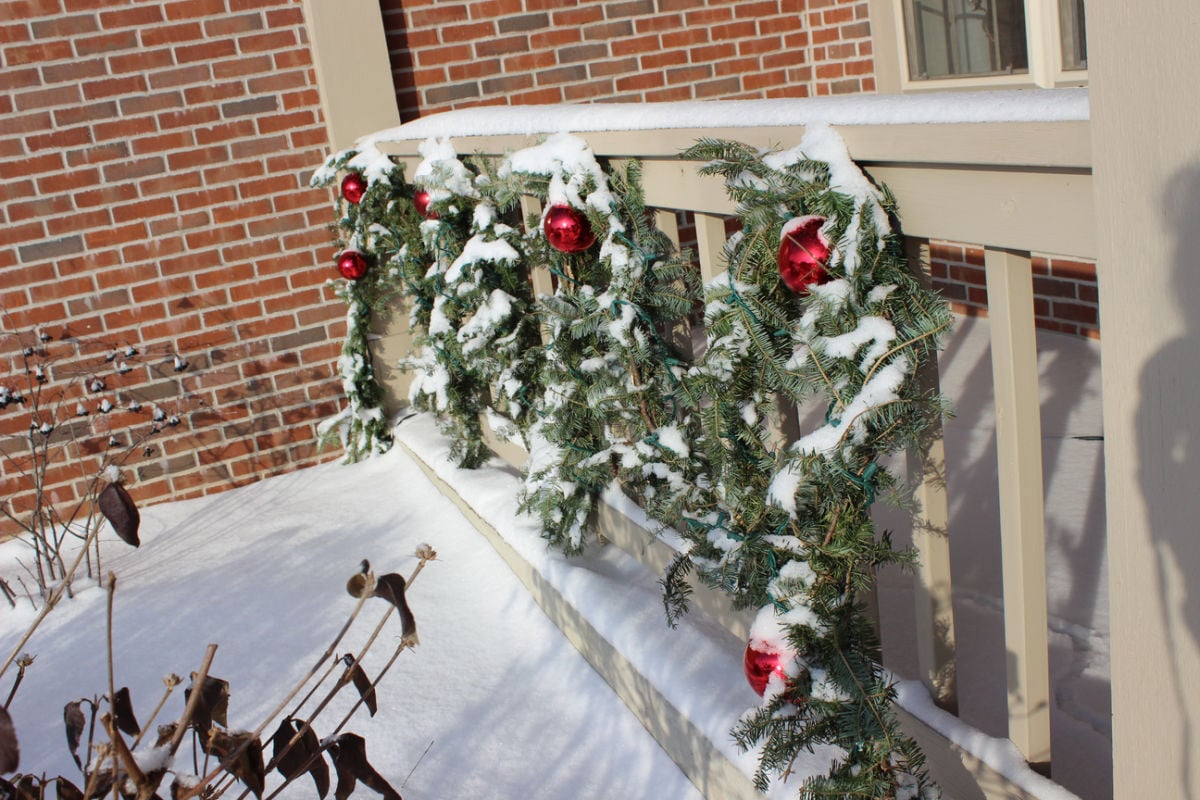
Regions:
[[103, 712, 147, 788], [401, 740, 435, 789], [3, 654, 32, 709], [254, 555, 434, 800], [131, 674, 182, 750], [179, 579, 378, 800], [153, 642, 220, 769]]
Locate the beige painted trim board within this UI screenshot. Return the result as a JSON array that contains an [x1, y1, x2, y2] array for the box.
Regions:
[[398, 422, 1053, 800]]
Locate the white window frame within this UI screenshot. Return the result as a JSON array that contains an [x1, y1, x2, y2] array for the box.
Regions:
[[869, 0, 1088, 92]]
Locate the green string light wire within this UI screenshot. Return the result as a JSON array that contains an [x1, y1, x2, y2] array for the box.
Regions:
[[837, 461, 879, 506]]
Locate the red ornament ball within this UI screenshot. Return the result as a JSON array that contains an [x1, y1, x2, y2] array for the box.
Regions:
[[413, 189, 437, 219], [744, 642, 788, 696], [340, 172, 368, 204], [777, 215, 831, 294], [336, 250, 369, 281], [543, 203, 596, 254]]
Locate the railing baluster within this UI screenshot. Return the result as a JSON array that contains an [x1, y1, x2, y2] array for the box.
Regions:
[[519, 195, 554, 345], [983, 246, 1052, 770], [653, 209, 698, 362], [692, 212, 728, 284], [904, 237, 958, 714]]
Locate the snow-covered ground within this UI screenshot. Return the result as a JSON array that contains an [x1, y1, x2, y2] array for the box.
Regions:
[[0, 443, 706, 800]]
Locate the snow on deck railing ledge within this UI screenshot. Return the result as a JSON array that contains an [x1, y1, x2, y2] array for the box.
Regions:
[[360, 88, 1089, 146]]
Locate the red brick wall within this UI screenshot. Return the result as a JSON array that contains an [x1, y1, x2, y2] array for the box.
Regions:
[[380, 0, 876, 120], [0, 0, 345, 537], [931, 243, 1100, 339]]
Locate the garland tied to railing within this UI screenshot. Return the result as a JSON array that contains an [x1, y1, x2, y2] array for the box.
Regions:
[[312, 127, 951, 799]]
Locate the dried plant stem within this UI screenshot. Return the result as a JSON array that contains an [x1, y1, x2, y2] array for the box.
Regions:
[[103, 713, 147, 788], [178, 585, 376, 800], [284, 653, 341, 721], [401, 740, 435, 789], [106, 573, 118, 800], [130, 675, 181, 750], [255, 558, 433, 800], [167, 645, 218, 756], [3, 659, 28, 709]]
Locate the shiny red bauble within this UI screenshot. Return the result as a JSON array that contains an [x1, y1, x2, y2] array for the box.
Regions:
[[413, 189, 436, 219], [340, 172, 368, 204], [336, 250, 369, 281], [543, 203, 596, 254], [777, 215, 831, 294], [744, 643, 787, 696]]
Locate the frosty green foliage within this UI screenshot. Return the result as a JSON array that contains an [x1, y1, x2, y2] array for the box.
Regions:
[[507, 146, 699, 553]]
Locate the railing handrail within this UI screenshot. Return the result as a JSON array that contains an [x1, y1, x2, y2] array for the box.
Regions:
[[375, 115, 1093, 260]]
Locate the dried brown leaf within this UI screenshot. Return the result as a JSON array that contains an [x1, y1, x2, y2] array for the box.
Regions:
[[112, 687, 140, 737], [206, 730, 265, 799], [0, 706, 17, 774], [97, 482, 140, 547], [84, 769, 114, 800], [327, 734, 400, 800], [64, 701, 86, 770], [272, 718, 329, 799], [11, 775, 37, 800], [55, 776, 84, 800], [373, 574, 418, 647], [184, 674, 228, 736], [341, 656, 377, 717]]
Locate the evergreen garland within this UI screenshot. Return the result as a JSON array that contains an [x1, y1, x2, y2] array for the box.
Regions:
[[663, 125, 951, 798], [314, 125, 953, 798], [504, 134, 699, 553], [402, 139, 540, 468]]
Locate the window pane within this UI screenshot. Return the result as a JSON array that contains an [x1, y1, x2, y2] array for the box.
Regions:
[[1059, 0, 1087, 70], [903, 0, 1029, 80]]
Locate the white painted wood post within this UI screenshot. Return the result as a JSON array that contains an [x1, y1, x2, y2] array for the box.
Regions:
[[983, 246, 1052, 768], [905, 237, 958, 714]]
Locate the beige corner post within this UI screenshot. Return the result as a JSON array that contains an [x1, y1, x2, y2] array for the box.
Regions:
[[300, 0, 402, 152], [1090, 2, 1200, 798], [301, 0, 408, 409]]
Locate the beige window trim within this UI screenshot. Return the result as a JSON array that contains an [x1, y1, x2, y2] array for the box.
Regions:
[[869, 0, 1088, 93]]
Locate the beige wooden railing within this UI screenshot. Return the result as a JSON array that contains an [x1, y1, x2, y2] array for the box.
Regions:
[[369, 119, 1094, 795]]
